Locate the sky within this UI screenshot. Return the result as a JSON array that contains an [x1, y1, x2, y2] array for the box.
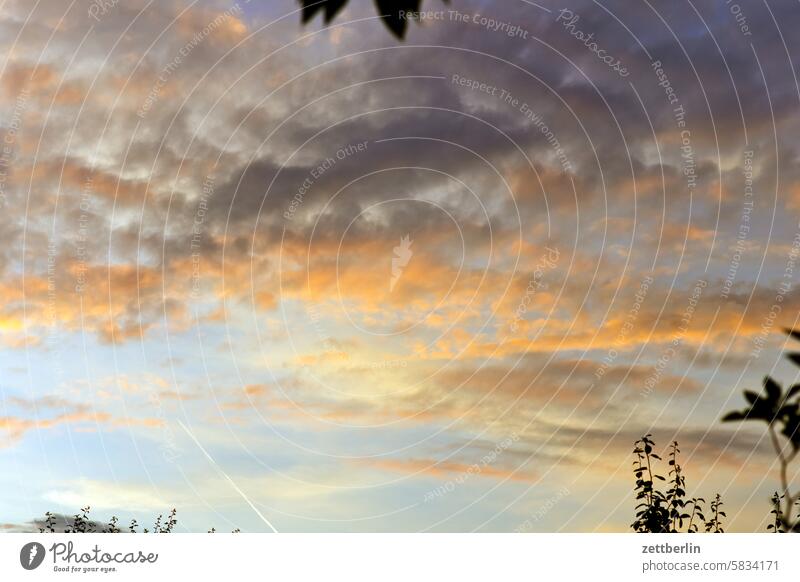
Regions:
[[1, 0, 800, 532]]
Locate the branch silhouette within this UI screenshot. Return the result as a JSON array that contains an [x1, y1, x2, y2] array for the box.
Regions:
[[722, 328, 800, 532]]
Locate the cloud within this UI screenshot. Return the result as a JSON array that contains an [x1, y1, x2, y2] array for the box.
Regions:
[[0, 394, 162, 446], [43, 478, 170, 512], [366, 457, 539, 483]]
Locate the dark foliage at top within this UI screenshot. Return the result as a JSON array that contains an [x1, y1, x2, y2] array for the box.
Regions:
[[723, 328, 800, 532], [298, 0, 450, 38]]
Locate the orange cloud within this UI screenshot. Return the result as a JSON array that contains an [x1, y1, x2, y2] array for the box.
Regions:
[[0, 395, 161, 446], [367, 457, 539, 483]]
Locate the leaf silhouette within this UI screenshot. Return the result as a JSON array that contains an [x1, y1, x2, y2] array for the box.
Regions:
[[784, 328, 800, 342], [298, 0, 450, 39], [782, 414, 800, 450], [722, 410, 746, 422], [765, 376, 782, 403], [300, 0, 348, 23]]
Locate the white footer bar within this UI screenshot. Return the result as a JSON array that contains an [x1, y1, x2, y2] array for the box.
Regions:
[[1, 534, 797, 581]]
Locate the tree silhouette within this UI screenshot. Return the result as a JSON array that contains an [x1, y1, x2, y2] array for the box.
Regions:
[[299, 0, 450, 39], [722, 328, 800, 532], [632, 436, 723, 533]]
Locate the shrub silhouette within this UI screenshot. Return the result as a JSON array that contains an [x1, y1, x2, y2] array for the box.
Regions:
[[632, 436, 724, 532], [722, 328, 800, 532], [37, 507, 239, 533], [299, 0, 450, 38]]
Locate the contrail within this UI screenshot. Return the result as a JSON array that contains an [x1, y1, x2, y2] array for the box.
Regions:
[[178, 420, 278, 533]]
